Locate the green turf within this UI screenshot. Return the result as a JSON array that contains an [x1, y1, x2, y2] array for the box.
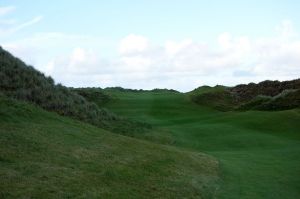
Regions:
[[102, 89, 300, 199], [0, 96, 219, 199]]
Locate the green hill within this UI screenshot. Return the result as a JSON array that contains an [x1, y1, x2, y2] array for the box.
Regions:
[[0, 96, 219, 198]]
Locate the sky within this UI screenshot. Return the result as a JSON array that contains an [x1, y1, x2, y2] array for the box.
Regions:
[[1, 0, 300, 91]]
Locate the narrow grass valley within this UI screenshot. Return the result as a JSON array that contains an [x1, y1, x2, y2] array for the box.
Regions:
[[1, 47, 300, 198]]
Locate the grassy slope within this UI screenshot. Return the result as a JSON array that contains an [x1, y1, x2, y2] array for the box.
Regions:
[[0, 96, 219, 199], [102, 90, 300, 199], [0, 46, 151, 136]]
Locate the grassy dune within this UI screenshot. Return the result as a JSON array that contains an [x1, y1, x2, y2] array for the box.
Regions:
[[102, 90, 300, 199], [0, 96, 219, 199]]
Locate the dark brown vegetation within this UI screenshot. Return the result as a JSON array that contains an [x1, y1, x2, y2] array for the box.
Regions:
[[190, 79, 300, 111], [230, 79, 300, 102]]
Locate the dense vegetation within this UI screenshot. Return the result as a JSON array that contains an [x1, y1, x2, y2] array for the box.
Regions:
[[231, 79, 300, 102], [190, 80, 300, 111], [0, 46, 151, 135], [239, 89, 300, 110]]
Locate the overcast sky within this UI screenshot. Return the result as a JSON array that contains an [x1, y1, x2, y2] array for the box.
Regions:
[[1, 0, 300, 91]]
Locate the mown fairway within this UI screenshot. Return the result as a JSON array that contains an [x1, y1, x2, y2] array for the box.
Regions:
[[103, 90, 300, 199]]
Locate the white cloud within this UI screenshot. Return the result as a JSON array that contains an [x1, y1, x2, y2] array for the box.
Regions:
[[253, 40, 300, 75], [0, 5, 43, 36], [0, 16, 43, 36], [218, 32, 232, 50], [11, 15, 43, 33], [2, 32, 115, 72], [0, 6, 15, 16], [165, 39, 194, 56], [48, 47, 109, 75], [121, 56, 152, 70], [2, 20, 300, 91], [119, 34, 149, 54], [276, 20, 297, 39], [0, 19, 16, 25]]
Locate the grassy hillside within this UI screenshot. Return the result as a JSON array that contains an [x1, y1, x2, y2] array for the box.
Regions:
[[0, 46, 151, 136], [102, 90, 300, 199], [0, 96, 219, 198]]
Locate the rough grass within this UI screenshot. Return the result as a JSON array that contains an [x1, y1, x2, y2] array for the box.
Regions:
[[103, 89, 300, 199], [0, 96, 219, 199]]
